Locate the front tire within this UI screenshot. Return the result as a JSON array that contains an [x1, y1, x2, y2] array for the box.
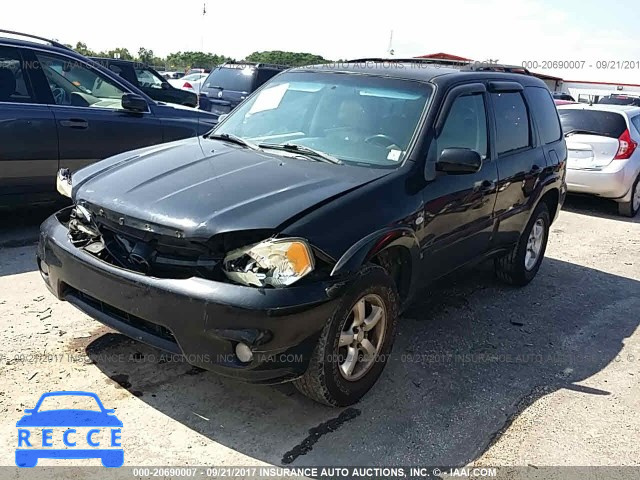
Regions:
[[294, 266, 399, 406], [617, 174, 640, 217], [495, 202, 550, 286]]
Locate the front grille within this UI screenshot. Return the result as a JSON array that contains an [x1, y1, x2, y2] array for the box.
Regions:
[[68, 208, 222, 280], [65, 286, 177, 345]]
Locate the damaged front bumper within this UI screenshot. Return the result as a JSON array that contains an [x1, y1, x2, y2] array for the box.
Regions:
[[37, 208, 346, 384]]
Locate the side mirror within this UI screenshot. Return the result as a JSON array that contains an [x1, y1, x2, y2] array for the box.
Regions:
[[121, 93, 148, 113], [161, 82, 171, 90], [217, 113, 229, 123], [436, 148, 482, 174], [23, 409, 35, 414]]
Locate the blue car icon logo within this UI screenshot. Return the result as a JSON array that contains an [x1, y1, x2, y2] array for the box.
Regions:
[[16, 391, 123, 468]]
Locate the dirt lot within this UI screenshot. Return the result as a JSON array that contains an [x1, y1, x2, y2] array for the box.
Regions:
[[0, 196, 638, 478]]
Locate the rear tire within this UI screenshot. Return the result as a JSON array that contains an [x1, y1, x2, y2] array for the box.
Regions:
[[617, 174, 640, 217], [495, 202, 550, 286], [294, 266, 399, 406]]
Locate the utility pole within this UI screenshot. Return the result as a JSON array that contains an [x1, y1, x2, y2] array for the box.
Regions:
[[387, 30, 395, 56], [201, 1, 207, 52]]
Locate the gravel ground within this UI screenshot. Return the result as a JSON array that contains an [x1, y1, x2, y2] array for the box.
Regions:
[[0, 196, 638, 479]]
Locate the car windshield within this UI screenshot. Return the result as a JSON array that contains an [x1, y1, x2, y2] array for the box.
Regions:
[[598, 95, 640, 106], [213, 71, 432, 167], [203, 65, 256, 92], [36, 395, 102, 412], [559, 109, 627, 138]]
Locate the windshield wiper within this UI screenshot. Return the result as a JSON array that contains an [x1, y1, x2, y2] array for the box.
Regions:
[[259, 143, 342, 165], [564, 129, 602, 137], [206, 133, 259, 150]]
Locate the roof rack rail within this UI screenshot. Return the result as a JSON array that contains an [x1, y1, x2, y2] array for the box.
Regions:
[[346, 57, 466, 64], [224, 60, 290, 69], [461, 63, 532, 75], [344, 57, 533, 75], [0, 29, 71, 50]]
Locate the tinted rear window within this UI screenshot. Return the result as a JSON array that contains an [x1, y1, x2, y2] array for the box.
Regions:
[[203, 66, 255, 92], [525, 87, 562, 144], [559, 109, 627, 138]]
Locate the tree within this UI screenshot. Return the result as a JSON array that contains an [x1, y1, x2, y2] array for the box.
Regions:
[[244, 50, 331, 66], [73, 42, 96, 57], [164, 51, 233, 70], [105, 48, 133, 60], [138, 47, 155, 65]]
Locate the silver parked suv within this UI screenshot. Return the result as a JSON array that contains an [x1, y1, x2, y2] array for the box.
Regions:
[[558, 104, 640, 217]]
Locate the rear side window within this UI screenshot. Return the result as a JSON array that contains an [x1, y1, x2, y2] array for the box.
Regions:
[[559, 109, 627, 138], [255, 68, 281, 88], [492, 92, 530, 155], [0, 46, 35, 103], [204, 66, 255, 92], [525, 87, 562, 144]]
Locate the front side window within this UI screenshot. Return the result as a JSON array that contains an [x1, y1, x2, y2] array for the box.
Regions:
[[34, 52, 126, 109], [437, 93, 488, 159], [492, 92, 530, 155], [214, 71, 433, 167], [0, 46, 35, 103]]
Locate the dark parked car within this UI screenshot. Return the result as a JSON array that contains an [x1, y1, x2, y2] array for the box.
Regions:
[[598, 94, 640, 106], [198, 61, 287, 116], [552, 92, 575, 102], [90, 58, 197, 107], [0, 31, 217, 206], [38, 60, 566, 406]]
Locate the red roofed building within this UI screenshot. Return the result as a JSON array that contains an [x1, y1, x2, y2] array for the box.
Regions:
[[415, 52, 474, 63]]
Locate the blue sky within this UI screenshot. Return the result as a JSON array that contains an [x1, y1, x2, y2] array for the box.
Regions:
[[5, 0, 640, 82]]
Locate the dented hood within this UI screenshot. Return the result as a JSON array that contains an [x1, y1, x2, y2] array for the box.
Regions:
[[72, 137, 389, 239]]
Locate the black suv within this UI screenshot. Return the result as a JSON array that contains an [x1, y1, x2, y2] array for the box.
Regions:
[[0, 31, 217, 206], [198, 61, 287, 116], [90, 58, 197, 107], [38, 60, 567, 406]]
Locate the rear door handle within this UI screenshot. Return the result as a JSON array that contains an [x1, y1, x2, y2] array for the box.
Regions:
[[60, 119, 88, 129], [481, 180, 495, 192]]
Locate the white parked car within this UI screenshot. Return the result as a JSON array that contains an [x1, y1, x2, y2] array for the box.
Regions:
[[558, 104, 640, 217], [162, 71, 185, 80], [168, 73, 208, 94]]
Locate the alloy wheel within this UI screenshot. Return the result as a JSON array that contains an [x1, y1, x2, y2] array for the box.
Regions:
[[338, 294, 387, 381]]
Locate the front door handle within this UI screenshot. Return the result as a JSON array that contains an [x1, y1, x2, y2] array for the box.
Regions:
[[60, 119, 88, 129]]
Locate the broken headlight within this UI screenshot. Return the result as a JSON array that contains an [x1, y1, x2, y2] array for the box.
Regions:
[[223, 238, 315, 288], [56, 168, 72, 198]]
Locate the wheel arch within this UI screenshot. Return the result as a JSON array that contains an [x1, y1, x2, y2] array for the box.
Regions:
[[330, 227, 420, 303], [538, 187, 560, 223]]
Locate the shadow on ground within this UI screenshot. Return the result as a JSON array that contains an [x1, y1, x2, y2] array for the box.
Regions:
[[562, 194, 639, 223], [0, 202, 67, 276], [84, 257, 640, 467]]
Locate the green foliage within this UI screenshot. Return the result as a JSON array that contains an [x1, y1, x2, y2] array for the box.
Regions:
[[74, 42, 96, 57], [245, 50, 331, 66], [164, 51, 233, 70], [68, 43, 331, 71], [137, 47, 155, 65]]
